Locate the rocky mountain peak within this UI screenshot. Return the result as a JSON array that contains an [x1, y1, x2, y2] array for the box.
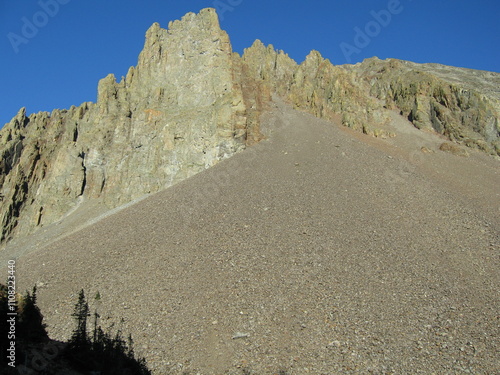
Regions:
[[1, 8, 498, 246], [304, 50, 326, 66]]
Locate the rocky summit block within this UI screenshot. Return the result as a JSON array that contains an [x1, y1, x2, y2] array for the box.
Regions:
[[1, 7, 499, 245], [0, 8, 249, 244]]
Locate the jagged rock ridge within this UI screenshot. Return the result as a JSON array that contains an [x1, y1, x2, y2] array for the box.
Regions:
[[1, 8, 499, 245], [0, 8, 250, 244]]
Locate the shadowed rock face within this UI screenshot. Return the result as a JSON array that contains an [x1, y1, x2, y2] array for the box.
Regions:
[[0, 7, 499, 245]]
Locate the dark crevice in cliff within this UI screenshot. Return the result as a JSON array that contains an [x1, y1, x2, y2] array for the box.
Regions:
[[78, 152, 87, 197], [0, 140, 24, 177], [73, 125, 79, 143], [36, 206, 43, 226], [100, 178, 106, 193]]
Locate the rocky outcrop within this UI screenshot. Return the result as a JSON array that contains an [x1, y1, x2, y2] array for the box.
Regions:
[[346, 57, 500, 154], [0, 8, 248, 243], [240, 45, 500, 146], [240, 41, 389, 136], [1, 8, 499, 245]]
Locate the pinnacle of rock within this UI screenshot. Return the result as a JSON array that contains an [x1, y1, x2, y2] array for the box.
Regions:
[[1, 7, 499, 375], [1, 6, 499, 247]]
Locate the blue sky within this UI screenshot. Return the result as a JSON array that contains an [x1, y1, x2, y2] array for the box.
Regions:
[[1, 0, 499, 127]]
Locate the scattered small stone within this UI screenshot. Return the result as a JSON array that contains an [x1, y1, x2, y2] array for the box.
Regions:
[[328, 340, 341, 348], [439, 142, 469, 157], [232, 332, 249, 339]]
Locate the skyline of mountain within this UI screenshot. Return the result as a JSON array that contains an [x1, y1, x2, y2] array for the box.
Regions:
[[1, 0, 499, 127]]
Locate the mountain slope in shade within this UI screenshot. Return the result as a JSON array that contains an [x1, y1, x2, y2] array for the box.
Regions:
[[14, 99, 499, 374]]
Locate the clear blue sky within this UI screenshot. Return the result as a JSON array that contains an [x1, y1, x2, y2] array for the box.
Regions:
[[1, 0, 499, 127]]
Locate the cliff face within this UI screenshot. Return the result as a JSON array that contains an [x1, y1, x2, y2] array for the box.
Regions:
[[240, 44, 500, 146], [0, 8, 249, 243], [1, 8, 499, 245], [241, 42, 388, 136], [347, 58, 500, 154]]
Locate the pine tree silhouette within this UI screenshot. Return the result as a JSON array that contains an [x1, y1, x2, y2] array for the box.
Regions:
[[1, 284, 49, 371], [18, 285, 48, 343], [69, 289, 90, 350], [65, 289, 151, 374], [0, 285, 151, 374]]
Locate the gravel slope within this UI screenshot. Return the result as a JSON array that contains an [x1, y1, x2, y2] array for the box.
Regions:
[[15, 101, 499, 374]]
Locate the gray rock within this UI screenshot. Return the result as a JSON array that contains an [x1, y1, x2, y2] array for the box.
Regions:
[[0, 8, 247, 243], [1, 7, 499, 245]]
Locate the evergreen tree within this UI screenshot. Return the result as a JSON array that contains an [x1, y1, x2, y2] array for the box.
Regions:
[[65, 289, 152, 374], [18, 285, 48, 343], [69, 289, 90, 349]]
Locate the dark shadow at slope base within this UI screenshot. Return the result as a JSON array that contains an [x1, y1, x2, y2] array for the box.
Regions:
[[0, 285, 151, 375]]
